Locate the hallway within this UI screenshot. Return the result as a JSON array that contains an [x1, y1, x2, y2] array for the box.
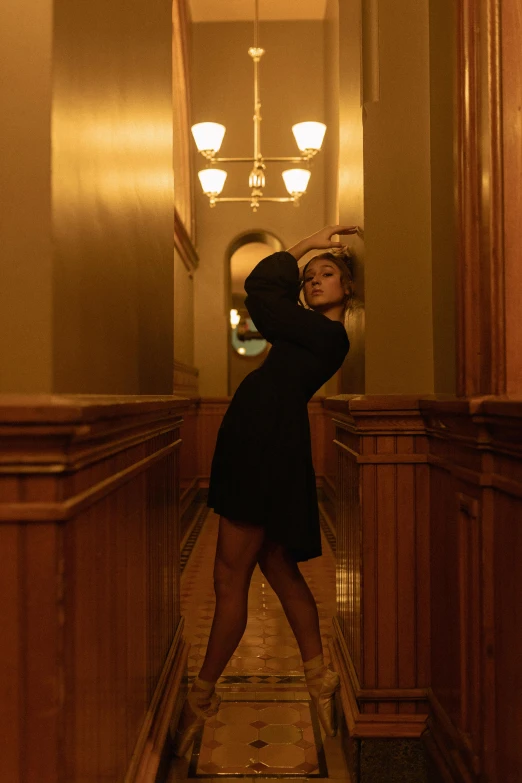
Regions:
[[1, 0, 521, 781], [168, 510, 351, 781]]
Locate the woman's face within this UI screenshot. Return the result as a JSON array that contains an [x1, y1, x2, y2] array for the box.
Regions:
[[303, 258, 348, 311]]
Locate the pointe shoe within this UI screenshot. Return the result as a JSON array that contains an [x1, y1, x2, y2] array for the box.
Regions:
[[305, 663, 340, 737], [172, 684, 221, 758]]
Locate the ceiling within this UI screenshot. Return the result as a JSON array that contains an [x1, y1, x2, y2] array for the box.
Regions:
[[189, 0, 327, 23]]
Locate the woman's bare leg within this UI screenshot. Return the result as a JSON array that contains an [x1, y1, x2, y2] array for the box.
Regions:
[[257, 539, 323, 662], [198, 516, 266, 683]]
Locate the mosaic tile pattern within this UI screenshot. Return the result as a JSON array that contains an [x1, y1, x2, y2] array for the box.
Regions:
[[170, 509, 352, 781], [190, 700, 327, 777]]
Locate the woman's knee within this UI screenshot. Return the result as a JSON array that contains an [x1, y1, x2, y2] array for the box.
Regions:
[[213, 556, 254, 598], [258, 542, 301, 585]]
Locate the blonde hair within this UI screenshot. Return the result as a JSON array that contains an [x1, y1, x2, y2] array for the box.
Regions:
[[300, 246, 355, 310]]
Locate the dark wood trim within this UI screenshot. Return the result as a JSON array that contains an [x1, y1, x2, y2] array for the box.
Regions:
[[0, 395, 187, 783], [174, 208, 198, 273], [329, 620, 428, 739], [456, 0, 505, 396], [125, 621, 189, 783]]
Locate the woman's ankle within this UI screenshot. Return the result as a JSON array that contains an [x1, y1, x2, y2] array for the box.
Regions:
[[192, 675, 216, 693], [303, 653, 324, 673]]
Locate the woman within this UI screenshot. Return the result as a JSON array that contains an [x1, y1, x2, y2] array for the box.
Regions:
[[174, 224, 357, 757]]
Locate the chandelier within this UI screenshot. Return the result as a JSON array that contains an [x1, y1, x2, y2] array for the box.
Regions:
[[191, 0, 326, 212]]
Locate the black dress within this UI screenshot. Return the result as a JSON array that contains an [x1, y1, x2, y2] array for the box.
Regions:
[[207, 251, 350, 562]]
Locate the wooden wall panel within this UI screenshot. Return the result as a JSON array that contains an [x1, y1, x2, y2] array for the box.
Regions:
[[0, 395, 190, 783], [197, 398, 230, 486], [420, 397, 522, 783], [325, 395, 430, 738], [456, 0, 505, 396], [501, 0, 522, 394]]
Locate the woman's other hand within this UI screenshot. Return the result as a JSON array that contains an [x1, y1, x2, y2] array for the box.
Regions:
[[287, 225, 359, 260]]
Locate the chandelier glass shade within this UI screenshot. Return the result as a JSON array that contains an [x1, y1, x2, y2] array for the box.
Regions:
[[192, 122, 227, 155], [198, 168, 227, 196], [192, 0, 326, 211], [292, 122, 327, 154], [282, 169, 312, 196]]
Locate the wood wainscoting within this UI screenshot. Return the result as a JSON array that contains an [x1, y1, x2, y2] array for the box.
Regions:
[[323, 395, 431, 743], [0, 395, 190, 783], [323, 394, 522, 782], [173, 361, 199, 530], [420, 397, 522, 783]]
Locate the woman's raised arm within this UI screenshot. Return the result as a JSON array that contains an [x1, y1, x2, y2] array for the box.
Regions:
[[286, 225, 358, 261]]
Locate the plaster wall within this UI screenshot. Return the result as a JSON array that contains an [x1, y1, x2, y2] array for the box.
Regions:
[[0, 0, 54, 392], [363, 0, 435, 394], [429, 0, 457, 394], [191, 21, 326, 397], [0, 0, 175, 394]]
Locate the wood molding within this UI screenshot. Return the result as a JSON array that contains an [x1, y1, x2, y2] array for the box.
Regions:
[[0, 439, 181, 522], [126, 620, 189, 783], [0, 396, 186, 783], [419, 395, 522, 781], [424, 688, 480, 783], [329, 620, 428, 739], [174, 208, 198, 273], [456, 0, 506, 396], [501, 0, 522, 393], [172, 0, 195, 237], [325, 395, 431, 732]]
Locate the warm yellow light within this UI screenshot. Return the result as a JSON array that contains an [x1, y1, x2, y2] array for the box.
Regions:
[[198, 168, 227, 195], [237, 347, 246, 355], [191, 122, 226, 154], [282, 168, 311, 196], [292, 121, 327, 152], [230, 308, 241, 327]]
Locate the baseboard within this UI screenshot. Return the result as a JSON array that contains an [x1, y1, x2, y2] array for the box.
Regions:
[[125, 620, 190, 783], [180, 478, 198, 518], [329, 617, 428, 739], [422, 689, 479, 783]]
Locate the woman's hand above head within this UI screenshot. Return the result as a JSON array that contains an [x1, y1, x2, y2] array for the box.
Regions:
[[287, 225, 359, 261]]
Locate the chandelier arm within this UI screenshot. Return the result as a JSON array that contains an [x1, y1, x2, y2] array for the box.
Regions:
[[252, 0, 262, 162], [212, 197, 296, 203], [212, 156, 257, 163], [209, 156, 310, 164], [262, 156, 312, 163]]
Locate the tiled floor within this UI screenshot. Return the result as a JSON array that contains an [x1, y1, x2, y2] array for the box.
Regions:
[[168, 510, 351, 782]]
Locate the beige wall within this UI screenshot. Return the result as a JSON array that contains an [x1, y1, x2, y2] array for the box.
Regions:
[[429, 0, 457, 393], [0, 0, 54, 392], [363, 0, 435, 394], [191, 21, 326, 397], [0, 0, 175, 394], [337, 0, 366, 394]]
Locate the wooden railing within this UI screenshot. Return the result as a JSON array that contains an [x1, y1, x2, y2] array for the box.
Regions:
[[0, 395, 190, 783]]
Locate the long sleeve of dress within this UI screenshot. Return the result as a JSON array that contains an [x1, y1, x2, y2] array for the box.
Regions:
[[244, 251, 339, 354]]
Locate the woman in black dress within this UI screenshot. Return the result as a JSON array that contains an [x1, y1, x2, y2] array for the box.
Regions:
[[174, 225, 357, 757]]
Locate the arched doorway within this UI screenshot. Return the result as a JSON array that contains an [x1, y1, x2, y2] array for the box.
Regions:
[[226, 230, 283, 395]]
